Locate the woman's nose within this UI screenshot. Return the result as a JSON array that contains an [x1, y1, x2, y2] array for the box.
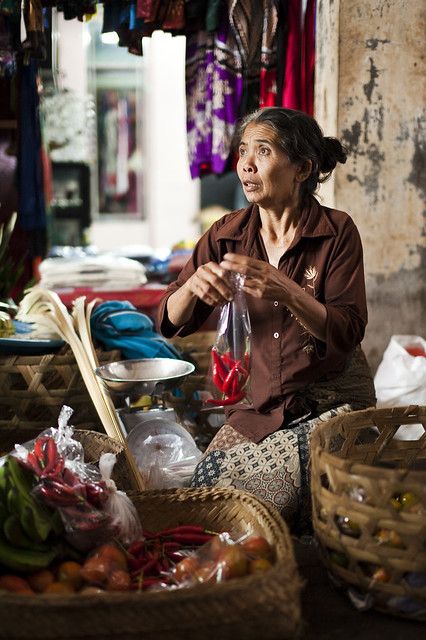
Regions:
[[243, 154, 256, 172]]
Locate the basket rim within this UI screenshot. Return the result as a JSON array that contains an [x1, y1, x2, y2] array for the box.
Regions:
[[311, 405, 426, 478]]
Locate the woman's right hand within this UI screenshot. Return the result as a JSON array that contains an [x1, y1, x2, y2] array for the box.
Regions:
[[184, 261, 234, 307]]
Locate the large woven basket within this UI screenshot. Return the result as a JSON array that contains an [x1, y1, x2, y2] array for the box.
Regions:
[[0, 487, 302, 640], [310, 405, 426, 621], [0, 346, 121, 431], [0, 427, 139, 492]]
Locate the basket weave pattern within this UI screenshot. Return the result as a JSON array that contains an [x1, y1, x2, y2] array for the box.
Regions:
[[310, 405, 426, 620], [0, 346, 121, 431], [0, 487, 301, 640]]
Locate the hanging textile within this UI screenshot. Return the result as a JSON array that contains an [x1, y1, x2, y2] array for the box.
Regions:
[[186, 4, 243, 178], [281, 0, 315, 115], [18, 58, 47, 265], [300, 0, 315, 116], [259, 1, 279, 107], [281, 0, 301, 110]]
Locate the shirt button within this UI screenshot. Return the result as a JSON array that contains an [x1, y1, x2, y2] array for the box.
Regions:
[[273, 332, 279, 339], [273, 301, 278, 306]]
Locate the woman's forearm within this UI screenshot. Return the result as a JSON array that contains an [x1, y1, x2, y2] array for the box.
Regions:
[[281, 278, 327, 342], [166, 282, 199, 328]]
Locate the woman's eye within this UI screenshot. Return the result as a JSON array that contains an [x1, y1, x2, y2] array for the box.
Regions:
[[258, 147, 270, 156], [239, 147, 247, 156]]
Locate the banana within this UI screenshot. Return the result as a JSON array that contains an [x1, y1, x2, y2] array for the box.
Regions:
[[0, 462, 8, 495], [0, 534, 58, 572], [20, 503, 44, 543], [6, 486, 20, 515], [6, 457, 54, 542], [3, 513, 52, 552]]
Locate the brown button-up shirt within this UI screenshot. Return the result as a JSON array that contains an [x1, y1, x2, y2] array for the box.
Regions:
[[157, 197, 368, 442]]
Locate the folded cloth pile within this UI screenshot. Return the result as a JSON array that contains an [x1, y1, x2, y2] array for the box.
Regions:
[[90, 301, 181, 360], [39, 255, 147, 289]]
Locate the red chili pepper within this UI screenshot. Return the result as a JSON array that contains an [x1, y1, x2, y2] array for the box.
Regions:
[[206, 390, 245, 406], [211, 348, 229, 381], [222, 364, 238, 396], [157, 525, 208, 537], [26, 451, 43, 477], [212, 363, 225, 392], [221, 351, 236, 368], [164, 532, 213, 545], [127, 540, 145, 556]]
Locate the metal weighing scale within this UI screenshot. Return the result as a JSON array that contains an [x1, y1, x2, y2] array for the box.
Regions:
[[95, 357, 195, 438]]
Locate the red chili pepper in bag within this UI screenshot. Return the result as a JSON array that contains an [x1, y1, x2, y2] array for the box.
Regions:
[[211, 348, 229, 382]]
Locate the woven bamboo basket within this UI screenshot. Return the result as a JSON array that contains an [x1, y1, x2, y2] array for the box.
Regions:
[[310, 405, 426, 621], [0, 487, 302, 640], [0, 346, 121, 432], [0, 427, 139, 492]]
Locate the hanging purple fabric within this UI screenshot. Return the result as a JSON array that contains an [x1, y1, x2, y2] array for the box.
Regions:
[[185, 8, 243, 178]]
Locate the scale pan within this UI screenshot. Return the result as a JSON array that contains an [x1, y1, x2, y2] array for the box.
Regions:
[[95, 357, 195, 398]]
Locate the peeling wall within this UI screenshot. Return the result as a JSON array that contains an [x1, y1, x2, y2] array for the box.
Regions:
[[316, 0, 426, 372]]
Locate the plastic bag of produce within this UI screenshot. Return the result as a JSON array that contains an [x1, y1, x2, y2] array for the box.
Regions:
[[12, 405, 141, 551], [167, 531, 274, 588], [374, 335, 426, 439], [206, 272, 252, 408], [126, 416, 203, 489]]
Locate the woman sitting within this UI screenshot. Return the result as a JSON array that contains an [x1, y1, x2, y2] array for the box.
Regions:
[[158, 107, 376, 532]]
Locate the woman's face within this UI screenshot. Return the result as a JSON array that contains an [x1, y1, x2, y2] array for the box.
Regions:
[[236, 123, 303, 211]]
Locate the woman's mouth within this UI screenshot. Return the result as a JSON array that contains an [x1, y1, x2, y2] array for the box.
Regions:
[[243, 181, 260, 192]]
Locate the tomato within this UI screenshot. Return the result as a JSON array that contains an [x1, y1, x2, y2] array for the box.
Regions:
[[95, 544, 128, 571], [27, 569, 55, 593], [43, 581, 75, 594], [193, 560, 218, 584], [79, 586, 106, 595], [106, 569, 131, 592], [174, 556, 199, 583], [374, 528, 404, 549], [57, 561, 83, 590], [80, 556, 111, 585], [240, 536, 272, 560], [216, 545, 248, 580], [371, 567, 391, 583], [207, 535, 228, 561], [0, 575, 34, 594], [400, 492, 420, 511], [249, 558, 273, 574]]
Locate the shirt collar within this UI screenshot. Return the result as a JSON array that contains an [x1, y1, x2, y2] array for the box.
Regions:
[[216, 197, 336, 243]]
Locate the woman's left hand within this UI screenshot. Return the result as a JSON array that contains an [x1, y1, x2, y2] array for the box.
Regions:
[[220, 253, 288, 301]]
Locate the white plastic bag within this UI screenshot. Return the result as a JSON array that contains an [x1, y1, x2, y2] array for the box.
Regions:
[[374, 335, 426, 439], [126, 417, 203, 489]]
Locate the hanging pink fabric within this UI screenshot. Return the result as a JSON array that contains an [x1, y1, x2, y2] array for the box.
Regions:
[[281, 0, 302, 110], [301, 0, 315, 115], [259, 1, 279, 107]]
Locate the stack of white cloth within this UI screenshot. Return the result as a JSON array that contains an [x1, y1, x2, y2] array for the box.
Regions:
[[39, 254, 147, 290]]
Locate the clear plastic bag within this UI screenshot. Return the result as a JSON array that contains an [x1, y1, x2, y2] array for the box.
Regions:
[[13, 406, 141, 551], [206, 273, 251, 407], [164, 531, 274, 589], [126, 417, 203, 489]]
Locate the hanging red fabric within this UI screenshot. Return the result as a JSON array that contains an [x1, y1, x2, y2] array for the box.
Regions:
[[301, 0, 315, 115], [281, 0, 302, 110], [259, 1, 279, 107]]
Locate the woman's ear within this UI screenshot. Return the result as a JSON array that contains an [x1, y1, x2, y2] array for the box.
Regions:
[[296, 160, 312, 182]]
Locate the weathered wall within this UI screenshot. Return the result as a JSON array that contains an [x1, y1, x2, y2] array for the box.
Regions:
[[316, 0, 426, 372]]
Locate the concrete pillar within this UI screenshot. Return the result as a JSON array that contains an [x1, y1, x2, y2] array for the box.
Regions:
[[315, 0, 425, 371]]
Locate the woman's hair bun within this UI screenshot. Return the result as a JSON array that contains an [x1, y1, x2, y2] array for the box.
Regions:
[[320, 137, 347, 173]]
